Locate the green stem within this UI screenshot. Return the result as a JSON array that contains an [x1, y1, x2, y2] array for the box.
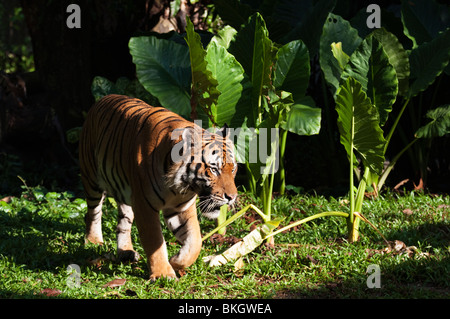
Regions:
[[349, 121, 355, 226], [377, 138, 418, 190], [385, 98, 410, 154], [202, 204, 268, 241], [263, 166, 276, 244], [274, 128, 287, 195], [245, 162, 257, 195], [265, 211, 349, 239], [216, 205, 227, 235], [351, 166, 370, 242]]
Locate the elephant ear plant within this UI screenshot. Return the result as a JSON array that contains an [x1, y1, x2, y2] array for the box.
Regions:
[[125, 14, 387, 267], [320, 6, 450, 193], [129, 13, 322, 245]]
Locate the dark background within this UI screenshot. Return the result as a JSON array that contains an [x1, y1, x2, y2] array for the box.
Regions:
[[1, 0, 449, 197]]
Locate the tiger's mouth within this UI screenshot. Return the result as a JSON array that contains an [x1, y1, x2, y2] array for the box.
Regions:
[[198, 196, 226, 220], [201, 205, 222, 220]]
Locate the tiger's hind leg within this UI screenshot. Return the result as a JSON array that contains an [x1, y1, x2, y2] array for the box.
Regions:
[[116, 202, 140, 262], [84, 191, 106, 245]]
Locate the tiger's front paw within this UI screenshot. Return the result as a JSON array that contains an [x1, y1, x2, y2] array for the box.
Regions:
[[149, 264, 177, 282]]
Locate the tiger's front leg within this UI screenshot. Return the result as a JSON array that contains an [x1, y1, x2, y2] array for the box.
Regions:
[[163, 203, 202, 271], [132, 199, 177, 281]]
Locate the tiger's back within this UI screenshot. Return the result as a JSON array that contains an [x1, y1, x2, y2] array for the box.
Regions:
[[79, 94, 237, 280]]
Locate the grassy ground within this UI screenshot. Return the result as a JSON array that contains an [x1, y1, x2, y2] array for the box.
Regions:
[[0, 186, 448, 299]]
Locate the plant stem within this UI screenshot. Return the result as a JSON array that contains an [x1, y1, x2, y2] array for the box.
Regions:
[[377, 138, 418, 190], [263, 164, 276, 244], [265, 211, 349, 239], [245, 162, 257, 194], [348, 114, 355, 229], [350, 166, 370, 242], [384, 98, 410, 154], [202, 204, 269, 241], [216, 204, 227, 235], [274, 128, 287, 195]]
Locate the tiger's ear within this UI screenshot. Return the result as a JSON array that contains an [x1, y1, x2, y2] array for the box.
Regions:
[[217, 123, 229, 139]]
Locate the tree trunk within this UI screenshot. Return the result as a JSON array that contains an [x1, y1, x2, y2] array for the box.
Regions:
[[20, 0, 148, 130]]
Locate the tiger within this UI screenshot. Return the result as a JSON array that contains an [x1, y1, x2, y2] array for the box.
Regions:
[[79, 94, 238, 280]]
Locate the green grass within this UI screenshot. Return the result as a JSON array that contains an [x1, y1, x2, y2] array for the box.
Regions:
[[0, 187, 448, 299]]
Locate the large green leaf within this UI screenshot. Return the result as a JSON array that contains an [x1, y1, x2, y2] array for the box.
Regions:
[[129, 36, 191, 118], [204, 41, 251, 128], [209, 25, 237, 49], [341, 36, 398, 126], [407, 28, 450, 98], [331, 42, 350, 70], [401, 0, 450, 48], [371, 28, 410, 97], [281, 96, 321, 136], [320, 13, 362, 96], [415, 105, 450, 138], [335, 77, 386, 174], [229, 13, 277, 126], [185, 17, 220, 125], [203, 218, 283, 267], [273, 39, 310, 100]]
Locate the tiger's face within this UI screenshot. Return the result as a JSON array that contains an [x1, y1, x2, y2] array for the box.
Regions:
[[170, 125, 238, 219]]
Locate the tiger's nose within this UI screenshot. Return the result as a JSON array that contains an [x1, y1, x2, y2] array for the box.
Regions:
[[224, 193, 237, 204]]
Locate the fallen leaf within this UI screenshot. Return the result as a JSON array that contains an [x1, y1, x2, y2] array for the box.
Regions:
[[209, 233, 241, 245], [393, 240, 406, 252], [306, 255, 318, 265], [234, 257, 245, 276], [0, 196, 13, 203], [394, 179, 409, 190], [103, 278, 126, 288], [39, 288, 62, 297], [402, 208, 414, 216]]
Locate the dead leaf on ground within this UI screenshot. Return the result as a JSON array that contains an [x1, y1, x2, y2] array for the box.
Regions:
[[306, 255, 319, 265], [103, 278, 126, 288], [394, 179, 409, 190], [234, 257, 245, 276], [39, 288, 62, 297], [402, 208, 414, 216], [209, 233, 241, 245], [0, 196, 13, 203], [366, 240, 429, 259], [392, 240, 406, 252]]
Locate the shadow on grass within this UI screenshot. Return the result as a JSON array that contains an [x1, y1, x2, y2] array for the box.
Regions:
[[0, 208, 138, 275], [270, 256, 449, 299]]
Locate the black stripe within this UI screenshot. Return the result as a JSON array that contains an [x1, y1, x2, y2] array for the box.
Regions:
[[150, 126, 173, 192], [139, 179, 158, 212], [172, 219, 188, 235], [164, 211, 181, 219], [176, 195, 196, 208]]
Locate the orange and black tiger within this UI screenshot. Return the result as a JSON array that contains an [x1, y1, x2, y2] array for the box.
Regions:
[[79, 94, 237, 280]]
